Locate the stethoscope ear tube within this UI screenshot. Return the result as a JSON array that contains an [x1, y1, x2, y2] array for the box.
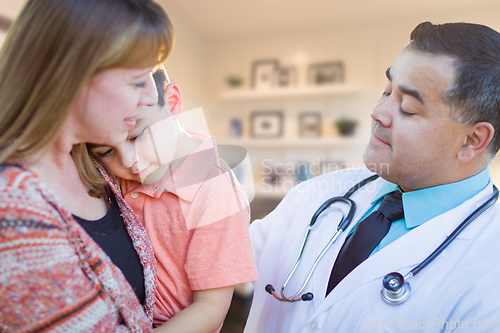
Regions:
[[264, 284, 313, 302]]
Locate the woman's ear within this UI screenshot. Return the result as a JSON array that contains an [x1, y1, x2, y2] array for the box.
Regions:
[[164, 82, 183, 119], [457, 122, 494, 163]]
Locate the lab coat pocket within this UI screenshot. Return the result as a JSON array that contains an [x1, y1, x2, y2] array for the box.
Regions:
[[354, 313, 393, 333]]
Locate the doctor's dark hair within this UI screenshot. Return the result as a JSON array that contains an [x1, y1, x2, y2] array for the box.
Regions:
[[409, 21, 500, 156]]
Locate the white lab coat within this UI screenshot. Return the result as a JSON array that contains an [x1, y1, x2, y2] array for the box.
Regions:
[[245, 169, 500, 333]]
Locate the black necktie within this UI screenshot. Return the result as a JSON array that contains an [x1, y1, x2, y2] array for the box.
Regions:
[[326, 190, 404, 296]]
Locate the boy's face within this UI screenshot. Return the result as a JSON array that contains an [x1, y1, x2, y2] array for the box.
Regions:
[[90, 103, 178, 185]]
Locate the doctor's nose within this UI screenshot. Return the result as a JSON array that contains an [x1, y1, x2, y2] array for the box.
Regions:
[[371, 97, 393, 128]]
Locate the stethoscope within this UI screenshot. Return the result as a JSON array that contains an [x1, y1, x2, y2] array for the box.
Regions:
[[265, 174, 499, 305]]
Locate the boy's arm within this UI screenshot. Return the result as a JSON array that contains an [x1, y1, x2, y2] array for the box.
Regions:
[[154, 286, 234, 333]]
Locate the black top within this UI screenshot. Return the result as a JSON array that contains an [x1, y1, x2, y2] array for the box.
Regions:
[[73, 192, 145, 305]]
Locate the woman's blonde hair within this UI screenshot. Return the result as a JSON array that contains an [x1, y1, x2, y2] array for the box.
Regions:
[[0, 0, 175, 165]]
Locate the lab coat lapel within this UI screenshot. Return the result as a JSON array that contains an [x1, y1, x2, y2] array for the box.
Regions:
[[310, 176, 384, 310], [311, 182, 495, 318], [270, 186, 352, 307]]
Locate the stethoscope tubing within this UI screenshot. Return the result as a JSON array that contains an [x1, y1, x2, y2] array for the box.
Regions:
[[280, 217, 346, 301], [405, 184, 499, 279], [269, 175, 379, 302]]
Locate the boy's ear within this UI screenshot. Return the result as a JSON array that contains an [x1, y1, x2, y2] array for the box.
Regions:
[[165, 82, 183, 119]]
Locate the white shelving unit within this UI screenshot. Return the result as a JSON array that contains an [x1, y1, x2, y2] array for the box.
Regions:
[[214, 84, 372, 209], [220, 85, 363, 101], [219, 137, 361, 149]]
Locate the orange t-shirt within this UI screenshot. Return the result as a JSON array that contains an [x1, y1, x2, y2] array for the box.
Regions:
[[122, 134, 259, 327]]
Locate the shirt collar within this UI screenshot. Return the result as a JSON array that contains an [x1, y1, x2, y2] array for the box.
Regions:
[[371, 167, 491, 229], [154, 133, 219, 202]]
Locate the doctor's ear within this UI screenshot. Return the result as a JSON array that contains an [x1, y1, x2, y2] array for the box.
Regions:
[[164, 82, 183, 120], [457, 122, 494, 163]]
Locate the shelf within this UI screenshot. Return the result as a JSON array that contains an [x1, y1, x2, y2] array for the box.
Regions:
[[220, 85, 363, 101], [218, 136, 361, 149]]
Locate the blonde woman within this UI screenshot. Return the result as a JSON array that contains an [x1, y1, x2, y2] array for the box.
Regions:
[[0, 0, 174, 331]]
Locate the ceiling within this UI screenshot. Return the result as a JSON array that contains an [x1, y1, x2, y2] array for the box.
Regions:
[[1, 0, 499, 40], [159, 0, 500, 41]]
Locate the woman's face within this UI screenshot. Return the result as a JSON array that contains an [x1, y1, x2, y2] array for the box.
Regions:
[[71, 67, 158, 147]]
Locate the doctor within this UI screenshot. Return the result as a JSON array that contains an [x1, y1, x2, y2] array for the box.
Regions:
[[245, 21, 500, 333]]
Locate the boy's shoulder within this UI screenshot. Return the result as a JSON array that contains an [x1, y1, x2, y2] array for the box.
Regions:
[[174, 134, 236, 203]]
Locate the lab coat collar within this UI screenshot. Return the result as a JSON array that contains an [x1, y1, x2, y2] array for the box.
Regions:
[[372, 167, 490, 229], [312, 181, 496, 319]]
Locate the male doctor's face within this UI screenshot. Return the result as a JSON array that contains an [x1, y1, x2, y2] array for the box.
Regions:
[[363, 48, 470, 192]]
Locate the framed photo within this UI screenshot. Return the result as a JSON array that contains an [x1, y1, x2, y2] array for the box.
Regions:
[[299, 112, 322, 137], [274, 66, 297, 88], [308, 61, 344, 85], [252, 59, 279, 90], [251, 111, 283, 138]]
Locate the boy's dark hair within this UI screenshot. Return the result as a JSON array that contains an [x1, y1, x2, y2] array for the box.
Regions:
[[152, 66, 170, 107], [409, 22, 500, 156]]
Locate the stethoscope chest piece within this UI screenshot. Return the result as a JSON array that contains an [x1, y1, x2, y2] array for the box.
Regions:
[[381, 272, 411, 305]]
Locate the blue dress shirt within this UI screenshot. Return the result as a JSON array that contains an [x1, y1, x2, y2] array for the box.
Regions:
[[348, 167, 491, 256]]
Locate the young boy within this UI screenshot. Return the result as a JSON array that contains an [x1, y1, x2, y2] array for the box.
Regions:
[[89, 67, 259, 332]]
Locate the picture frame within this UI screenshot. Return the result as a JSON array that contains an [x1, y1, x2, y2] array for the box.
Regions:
[[251, 111, 283, 138], [274, 66, 297, 88], [252, 59, 279, 90], [299, 112, 322, 137], [308, 61, 344, 85]]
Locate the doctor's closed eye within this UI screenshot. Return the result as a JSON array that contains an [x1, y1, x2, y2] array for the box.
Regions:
[[380, 88, 414, 117], [399, 109, 414, 117]]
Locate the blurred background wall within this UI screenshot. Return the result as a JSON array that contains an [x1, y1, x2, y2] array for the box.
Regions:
[[157, 0, 500, 221], [2, 0, 500, 216], [2, 1, 500, 331]]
